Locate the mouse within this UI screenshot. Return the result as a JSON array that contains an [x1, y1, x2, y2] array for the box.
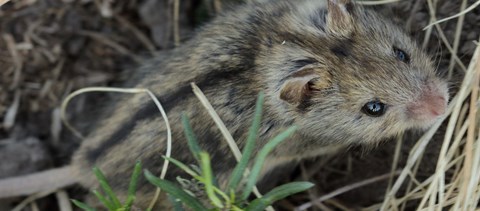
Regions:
[[0, 0, 449, 209]]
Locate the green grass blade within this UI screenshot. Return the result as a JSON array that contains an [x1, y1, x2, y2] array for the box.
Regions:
[[93, 167, 122, 208], [144, 170, 208, 211], [71, 199, 96, 211], [199, 152, 224, 208], [227, 92, 264, 192], [246, 182, 314, 211], [123, 195, 135, 211], [127, 161, 142, 197], [163, 156, 199, 177], [98, 180, 122, 208], [168, 194, 185, 211], [123, 161, 142, 209], [232, 205, 244, 211], [241, 126, 297, 200], [182, 113, 202, 161], [171, 159, 228, 203], [92, 190, 115, 210]]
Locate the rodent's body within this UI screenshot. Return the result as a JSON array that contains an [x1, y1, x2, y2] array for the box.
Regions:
[[0, 0, 449, 209]]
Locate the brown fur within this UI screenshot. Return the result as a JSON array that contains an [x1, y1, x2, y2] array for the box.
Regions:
[[0, 0, 448, 209]]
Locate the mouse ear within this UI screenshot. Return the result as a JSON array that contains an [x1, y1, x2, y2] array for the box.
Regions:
[[279, 69, 331, 106], [326, 0, 354, 37]]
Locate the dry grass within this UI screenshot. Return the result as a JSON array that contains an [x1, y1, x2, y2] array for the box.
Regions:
[[292, 1, 480, 210], [376, 37, 479, 211], [0, 0, 9, 7], [0, 0, 479, 210]]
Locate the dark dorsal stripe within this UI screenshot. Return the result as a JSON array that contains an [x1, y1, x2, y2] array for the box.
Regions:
[[85, 68, 249, 163]]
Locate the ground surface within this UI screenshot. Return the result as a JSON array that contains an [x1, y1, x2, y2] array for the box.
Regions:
[[0, 0, 478, 210]]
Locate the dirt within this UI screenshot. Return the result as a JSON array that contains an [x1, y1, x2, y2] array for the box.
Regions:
[[0, 0, 478, 210]]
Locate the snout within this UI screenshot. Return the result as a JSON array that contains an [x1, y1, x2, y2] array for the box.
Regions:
[[407, 81, 449, 122]]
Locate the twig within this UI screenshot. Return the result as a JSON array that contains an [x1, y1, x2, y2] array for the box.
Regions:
[[173, 0, 180, 46], [356, 0, 399, 5], [30, 202, 40, 211], [3, 33, 23, 90], [191, 83, 241, 160], [94, 0, 113, 18], [459, 36, 479, 210], [0, 0, 10, 7], [77, 30, 143, 63], [383, 134, 403, 204], [3, 90, 21, 130], [300, 164, 332, 211], [56, 190, 73, 211], [296, 171, 401, 211], [51, 107, 62, 144], [447, 0, 468, 79], [12, 190, 59, 211], [424, 0, 467, 72], [424, 0, 480, 29], [114, 15, 156, 53], [213, 0, 222, 13], [405, 0, 423, 31]]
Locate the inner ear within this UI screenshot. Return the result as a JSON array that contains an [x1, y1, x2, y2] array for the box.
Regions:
[[279, 69, 331, 106]]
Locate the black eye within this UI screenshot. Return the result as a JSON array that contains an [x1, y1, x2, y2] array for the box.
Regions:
[[362, 100, 387, 117], [393, 47, 410, 63]]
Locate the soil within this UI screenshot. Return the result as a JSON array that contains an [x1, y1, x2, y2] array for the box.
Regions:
[[0, 0, 478, 210]]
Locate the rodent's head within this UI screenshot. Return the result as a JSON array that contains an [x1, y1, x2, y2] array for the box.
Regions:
[[256, 0, 449, 145]]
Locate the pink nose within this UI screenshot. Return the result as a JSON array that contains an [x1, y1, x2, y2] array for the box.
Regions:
[[408, 92, 447, 121]]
